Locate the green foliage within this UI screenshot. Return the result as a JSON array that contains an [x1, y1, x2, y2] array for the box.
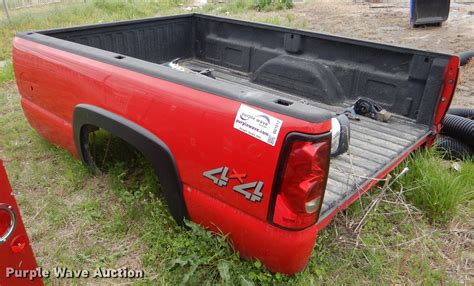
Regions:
[[203, 0, 293, 14], [396, 148, 473, 223], [255, 0, 293, 11]]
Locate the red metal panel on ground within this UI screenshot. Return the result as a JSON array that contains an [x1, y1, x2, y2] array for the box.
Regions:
[[0, 160, 43, 286]]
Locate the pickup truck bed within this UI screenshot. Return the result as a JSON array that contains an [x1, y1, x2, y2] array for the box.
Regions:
[[13, 14, 459, 274], [178, 58, 431, 222]]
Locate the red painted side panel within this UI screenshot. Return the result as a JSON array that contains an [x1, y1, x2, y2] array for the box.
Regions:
[[183, 184, 318, 274], [13, 37, 331, 222], [13, 37, 331, 273], [0, 160, 43, 286]]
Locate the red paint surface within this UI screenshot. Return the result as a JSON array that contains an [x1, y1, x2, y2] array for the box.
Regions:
[[433, 56, 460, 129], [184, 184, 319, 274], [0, 160, 43, 286], [427, 55, 460, 147]]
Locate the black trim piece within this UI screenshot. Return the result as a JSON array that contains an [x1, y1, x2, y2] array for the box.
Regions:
[[73, 104, 189, 223], [36, 13, 194, 35], [267, 131, 331, 231]]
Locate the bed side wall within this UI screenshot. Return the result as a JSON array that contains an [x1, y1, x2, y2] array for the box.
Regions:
[[43, 16, 195, 64], [194, 15, 451, 126]]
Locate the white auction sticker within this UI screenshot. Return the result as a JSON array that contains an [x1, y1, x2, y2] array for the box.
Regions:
[[233, 104, 283, 146]]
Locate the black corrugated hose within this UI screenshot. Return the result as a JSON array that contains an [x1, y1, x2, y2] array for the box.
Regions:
[[441, 114, 474, 144], [436, 108, 474, 160], [459, 51, 474, 66], [448, 107, 474, 119], [436, 135, 472, 160]]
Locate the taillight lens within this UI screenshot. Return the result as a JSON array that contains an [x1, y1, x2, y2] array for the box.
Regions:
[[270, 133, 331, 230], [0, 204, 16, 244]]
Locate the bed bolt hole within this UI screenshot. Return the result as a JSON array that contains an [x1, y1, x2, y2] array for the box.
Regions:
[[114, 55, 126, 60], [26, 32, 33, 35], [30, 86, 33, 91], [424, 57, 430, 63], [275, 99, 293, 106]]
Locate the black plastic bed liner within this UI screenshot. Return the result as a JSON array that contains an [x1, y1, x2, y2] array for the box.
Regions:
[[179, 58, 430, 221]]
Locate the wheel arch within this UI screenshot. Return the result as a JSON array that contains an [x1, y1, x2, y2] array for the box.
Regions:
[[73, 104, 188, 223]]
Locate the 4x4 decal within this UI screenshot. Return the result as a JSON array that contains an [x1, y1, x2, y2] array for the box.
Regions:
[[203, 167, 264, 203]]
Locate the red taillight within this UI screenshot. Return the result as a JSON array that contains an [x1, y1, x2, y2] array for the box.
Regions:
[[270, 133, 331, 230], [0, 204, 16, 244]]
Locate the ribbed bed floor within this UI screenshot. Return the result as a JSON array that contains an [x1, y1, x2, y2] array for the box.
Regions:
[[180, 59, 430, 222]]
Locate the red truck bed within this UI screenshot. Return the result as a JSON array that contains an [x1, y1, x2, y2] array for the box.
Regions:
[[12, 14, 459, 274]]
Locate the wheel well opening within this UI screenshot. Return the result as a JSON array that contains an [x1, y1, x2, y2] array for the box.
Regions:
[[82, 125, 164, 201], [74, 108, 189, 223]]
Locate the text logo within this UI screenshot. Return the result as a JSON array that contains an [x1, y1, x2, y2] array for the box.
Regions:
[[203, 167, 264, 203]]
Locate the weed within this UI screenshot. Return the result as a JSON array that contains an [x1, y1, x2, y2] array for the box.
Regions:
[[396, 147, 473, 223]]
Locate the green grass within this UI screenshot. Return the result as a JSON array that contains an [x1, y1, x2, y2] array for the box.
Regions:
[[203, 0, 293, 14], [396, 148, 473, 223], [0, 1, 473, 285], [0, 61, 14, 83]]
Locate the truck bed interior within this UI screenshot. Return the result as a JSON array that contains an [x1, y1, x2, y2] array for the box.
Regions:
[[26, 14, 452, 222]]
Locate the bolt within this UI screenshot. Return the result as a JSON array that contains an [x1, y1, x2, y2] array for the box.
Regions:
[[448, 79, 454, 84]]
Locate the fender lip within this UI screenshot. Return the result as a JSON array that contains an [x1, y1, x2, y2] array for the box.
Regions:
[[73, 104, 189, 223]]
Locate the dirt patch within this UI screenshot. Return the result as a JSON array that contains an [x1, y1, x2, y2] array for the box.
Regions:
[[291, 1, 474, 107]]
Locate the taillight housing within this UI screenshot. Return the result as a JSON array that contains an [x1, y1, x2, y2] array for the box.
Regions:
[[269, 133, 331, 230], [0, 204, 16, 244]]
